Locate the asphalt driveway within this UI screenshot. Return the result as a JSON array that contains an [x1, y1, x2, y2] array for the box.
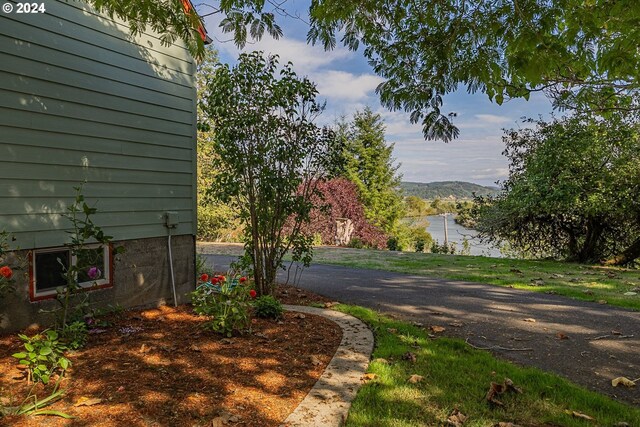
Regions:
[[205, 254, 640, 406]]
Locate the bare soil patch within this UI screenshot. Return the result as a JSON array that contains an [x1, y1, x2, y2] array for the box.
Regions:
[[0, 303, 341, 426]]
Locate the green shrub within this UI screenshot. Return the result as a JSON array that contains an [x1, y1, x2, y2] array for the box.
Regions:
[[60, 320, 88, 350], [386, 236, 401, 251], [12, 330, 71, 384], [348, 237, 366, 249], [411, 227, 433, 253], [197, 204, 243, 242], [191, 275, 254, 337], [253, 295, 283, 319]]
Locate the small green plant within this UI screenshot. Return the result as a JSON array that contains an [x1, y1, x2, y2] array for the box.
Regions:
[[253, 295, 283, 319], [431, 240, 457, 254], [59, 320, 88, 350], [49, 185, 124, 331], [191, 274, 255, 337], [1, 375, 73, 419], [12, 330, 71, 384]]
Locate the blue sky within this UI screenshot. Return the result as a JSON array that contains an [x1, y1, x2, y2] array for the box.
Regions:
[[199, 4, 554, 187]]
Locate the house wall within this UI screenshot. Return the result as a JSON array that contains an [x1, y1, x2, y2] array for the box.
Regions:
[[0, 0, 197, 248], [0, 235, 195, 331], [0, 0, 198, 330]]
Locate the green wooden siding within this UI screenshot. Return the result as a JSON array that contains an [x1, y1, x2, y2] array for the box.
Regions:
[[0, 0, 197, 249]]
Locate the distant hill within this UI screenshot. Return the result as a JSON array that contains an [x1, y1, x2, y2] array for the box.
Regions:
[[400, 181, 499, 199]]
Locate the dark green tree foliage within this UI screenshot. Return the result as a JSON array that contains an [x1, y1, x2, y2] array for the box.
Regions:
[[202, 52, 333, 295], [86, 0, 206, 59], [197, 48, 243, 242], [339, 108, 404, 234], [307, 0, 640, 141], [474, 113, 640, 264]]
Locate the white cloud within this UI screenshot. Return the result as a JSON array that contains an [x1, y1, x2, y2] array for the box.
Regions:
[[204, 16, 353, 75], [313, 71, 383, 101], [474, 114, 512, 124]]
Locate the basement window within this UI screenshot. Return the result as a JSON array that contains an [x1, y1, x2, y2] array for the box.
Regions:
[[31, 245, 111, 301]]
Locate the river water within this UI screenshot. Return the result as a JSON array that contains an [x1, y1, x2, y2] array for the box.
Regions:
[[425, 215, 503, 257]]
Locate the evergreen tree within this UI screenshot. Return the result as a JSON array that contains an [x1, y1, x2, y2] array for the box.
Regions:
[[341, 108, 404, 233]]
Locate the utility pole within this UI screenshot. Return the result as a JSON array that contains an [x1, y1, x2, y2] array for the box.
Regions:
[[442, 212, 449, 246]]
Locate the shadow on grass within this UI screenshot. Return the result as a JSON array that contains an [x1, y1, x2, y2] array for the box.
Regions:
[[340, 305, 640, 427]]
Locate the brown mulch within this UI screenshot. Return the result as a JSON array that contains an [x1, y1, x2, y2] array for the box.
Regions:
[[274, 284, 335, 306], [0, 295, 342, 426]]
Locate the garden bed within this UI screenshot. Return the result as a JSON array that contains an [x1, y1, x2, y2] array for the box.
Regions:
[[0, 299, 341, 426]]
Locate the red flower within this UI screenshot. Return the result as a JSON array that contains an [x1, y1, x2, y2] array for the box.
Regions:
[[239, 276, 247, 283], [0, 266, 12, 279], [249, 290, 257, 298], [200, 273, 209, 282], [211, 278, 219, 284]]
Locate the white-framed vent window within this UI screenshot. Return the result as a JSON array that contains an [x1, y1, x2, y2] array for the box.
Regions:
[[31, 245, 111, 300]]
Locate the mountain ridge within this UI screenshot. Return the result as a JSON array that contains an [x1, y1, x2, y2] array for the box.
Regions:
[[400, 181, 499, 199]]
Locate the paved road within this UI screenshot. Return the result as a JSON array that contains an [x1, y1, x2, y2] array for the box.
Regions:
[[205, 255, 640, 406]]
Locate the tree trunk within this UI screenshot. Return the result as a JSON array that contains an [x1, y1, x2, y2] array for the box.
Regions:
[[604, 236, 640, 266], [577, 221, 604, 263]]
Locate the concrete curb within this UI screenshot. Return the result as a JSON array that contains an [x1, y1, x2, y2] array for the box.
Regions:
[[281, 305, 374, 427]]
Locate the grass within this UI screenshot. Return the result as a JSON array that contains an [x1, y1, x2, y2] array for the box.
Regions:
[[307, 247, 640, 311], [337, 304, 640, 427]]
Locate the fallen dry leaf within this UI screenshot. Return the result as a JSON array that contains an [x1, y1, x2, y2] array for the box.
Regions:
[[565, 410, 594, 421], [408, 374, 424, 383], [402, 351, 417, 363], [493, 423, 523, 427], [611, 377, 636, 388], [323, 301, 339, 308], [309, 355, 322, 366], [189, 344, 202, 352], [555, 333, 569, 340], [362, 373, 378, 382], [293, 313, 306, 319], [504, 378, 522, 394], [387, 328, 398, 334], [430, 325, 446, 333], [485, 378, 522, 406], [449, 321, 464, 327], [447, 409, 467, 426], [597, 300, 608, 305], [74, 397, 103, 407], [212, 410, 241, 426], [523, 318, 536, 323], [612, 330, 622, 335]]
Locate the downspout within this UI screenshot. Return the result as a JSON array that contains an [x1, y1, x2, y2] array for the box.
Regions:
[[164, 212, 179, 307]]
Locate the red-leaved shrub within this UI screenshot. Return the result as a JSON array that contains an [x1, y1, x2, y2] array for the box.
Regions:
[[304, 178, 387, 249]]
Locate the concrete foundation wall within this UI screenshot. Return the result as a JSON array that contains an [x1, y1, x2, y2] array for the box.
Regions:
[[0, 235, 195, 332]]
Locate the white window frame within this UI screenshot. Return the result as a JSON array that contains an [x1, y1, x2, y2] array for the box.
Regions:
[[32, 244, 111, 299]]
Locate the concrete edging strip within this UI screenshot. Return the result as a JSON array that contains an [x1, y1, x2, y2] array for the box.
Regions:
[[281, 305, 374, 427]]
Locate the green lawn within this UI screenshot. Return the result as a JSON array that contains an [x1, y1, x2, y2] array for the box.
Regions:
[[307, 247, 640, 311], [336, 304, 640, 427]]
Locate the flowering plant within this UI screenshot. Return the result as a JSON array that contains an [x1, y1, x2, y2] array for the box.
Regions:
[[191, 273, 256, 337], [0, 230, 19, 297]]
